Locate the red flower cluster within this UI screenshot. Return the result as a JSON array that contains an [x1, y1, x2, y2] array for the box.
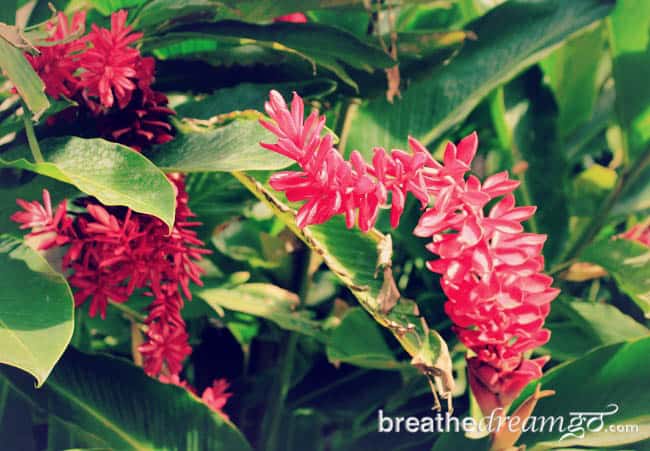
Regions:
[[26, 10, 174, 150], [159, 374, 232, 419], [260, 91, 430, 231], [259, 90, 559, 415], [11, 176, 210, 377], [25, 12, 87, 99]]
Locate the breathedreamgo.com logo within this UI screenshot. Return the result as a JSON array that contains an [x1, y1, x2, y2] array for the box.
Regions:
[[377, 403, 639, 440]]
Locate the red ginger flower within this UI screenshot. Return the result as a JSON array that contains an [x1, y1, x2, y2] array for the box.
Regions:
[[159, 375, 232, 419], [12, 175, 209, 378], [25, 11, 87, 99], [619, 221, 650, 247], [260, 90, 431, 231], [97, 90, 175, 151], [274, 13, 308, 23], [201, 379, 233, 419], [11, 189, 72, 249], [259, 90, 559, 415], [79, 10, 144, 112]]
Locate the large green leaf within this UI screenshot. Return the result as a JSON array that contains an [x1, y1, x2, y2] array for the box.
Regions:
[[580, 238, 650, 318], [149, 118, 293, 172], [0, 235, 73, 386], [344, 0, 615, 153], [540, 24, 607, 139], [174, 79, 337, 120], [133, 0, 403, 31], [543, 297, 649, 360], [1, 347, 252, 451], [608, 0, 650, 160], [198, 282, 326, 341], [0, 35, 49, 118], [504, 71, 568, 263], [232, 171, 455, 404], [514, 337, 650, 449], [143, 20, 394, 90], [0, 137, 176, 229], [326, 307, 402, 370]]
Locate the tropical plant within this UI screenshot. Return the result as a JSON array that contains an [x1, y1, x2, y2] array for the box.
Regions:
[[0, 0, 649, 450]]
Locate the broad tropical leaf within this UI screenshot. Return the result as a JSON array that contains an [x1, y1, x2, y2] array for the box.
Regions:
[[344, 0, 615, 153], [580, 238, 650, 318], [149, 118, 293, 172], [514, 336, 650, 449], [0, 137, 177, 229], [198, 282, 326, 341], [1, 347, 253, 451], [0, 234, 73, 386]]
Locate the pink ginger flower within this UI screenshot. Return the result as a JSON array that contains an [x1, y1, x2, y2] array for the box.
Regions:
[[79, 10, 144, 111], [274, 13, 308, 23], [619, 221, 650, 247], [201, 379, 233, 419], [25, 11, 87, 99], [12, 175, 210, 377], [259, 90, 559, 415], [159, 375, 232, 419]]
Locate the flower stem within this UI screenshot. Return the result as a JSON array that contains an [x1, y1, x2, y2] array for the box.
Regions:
[[21, 100, 44, 163], [109, 300, 146, 322], [261, 247, 311, 451]]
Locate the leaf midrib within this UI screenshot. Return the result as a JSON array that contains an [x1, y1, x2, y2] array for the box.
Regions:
[[46, 378, 151, 451]]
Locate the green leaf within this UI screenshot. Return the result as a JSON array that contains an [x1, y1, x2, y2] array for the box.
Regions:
[[0, 234, 73, 386], [133, 0, 379, 30], [608, 0, 650, 160], [612, 164, 650, 216], [175, 79, 337, 120], [344, 0, 615, 152], [0, 137, 176, 229], [326, 307, 401, 370], [540, 23, 607, 139], [515, 337, 650, 449], [504, 70, 569, 263], [143, 21, 394, 89], [0, 98, 76, 140], [543, 297, 649, 360], [232, 171, 455, 401], [149, 118, 292, 172], [212, 219, 288, 269], [198, 282, 326, 341], [0, 35, 49, 118], [1, 347, 252, 451], [580, 238, 650, 318]]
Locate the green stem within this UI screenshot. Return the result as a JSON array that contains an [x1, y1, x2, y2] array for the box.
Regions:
[[0, 379, 9, 426], [289, 368, 369, 408], [560, 145, 650, 263], [21, 100, 44, 163], [109, 301, 146, 322], [488, 88, 512, 151], [261, 248, 311, 451]]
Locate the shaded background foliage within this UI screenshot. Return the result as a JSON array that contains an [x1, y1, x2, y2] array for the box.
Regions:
[[0, 0, 649, 450]]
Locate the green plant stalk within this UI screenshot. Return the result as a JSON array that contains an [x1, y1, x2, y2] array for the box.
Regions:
[[109, 300, 146, 322], [261, 247, 311, 451], [21, 100, 44, 163], [560, 145, 650, 263]]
